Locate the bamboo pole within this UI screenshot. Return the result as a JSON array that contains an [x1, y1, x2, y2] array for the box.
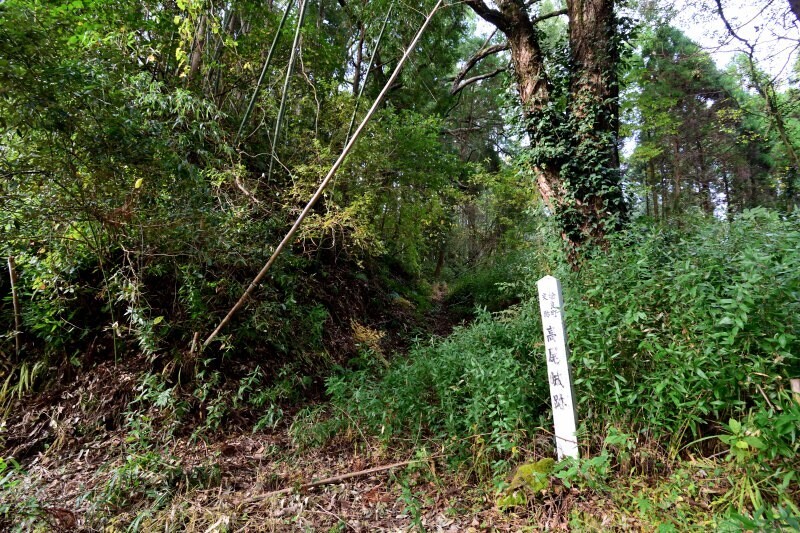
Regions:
[[236, 1, 295, 143], [7, 256, 21, 359], [202, 0, 445, 349], [266, 0, 310, 183]]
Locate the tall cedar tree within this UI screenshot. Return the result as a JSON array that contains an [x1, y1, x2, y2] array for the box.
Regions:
[[463, 0, 627, 259]]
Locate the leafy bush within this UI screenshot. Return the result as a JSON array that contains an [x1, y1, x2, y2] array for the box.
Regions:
[[445, 252, 525, 315], [565, 208, 800, 442], [327, 208, 800, 486], [327, 303, 548, 465]]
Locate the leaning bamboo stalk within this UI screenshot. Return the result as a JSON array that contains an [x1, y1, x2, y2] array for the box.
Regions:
[[202, 0, 445, 349], [266, 0, 310, 183], [7, 256, 21, 359], [235, 1, 295, 143], [344, 4, 394, 144]]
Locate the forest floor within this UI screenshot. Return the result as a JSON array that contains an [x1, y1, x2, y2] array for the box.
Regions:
[[1, 354, 728, 532], [0, 340, 566, 531], [1, 367, 633, 532]]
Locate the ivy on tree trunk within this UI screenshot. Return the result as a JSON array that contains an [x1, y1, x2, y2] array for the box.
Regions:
[[464, 0, 627, 261]]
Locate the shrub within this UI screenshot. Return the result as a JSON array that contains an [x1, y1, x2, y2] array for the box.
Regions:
[[566, 208, 800, 442], [327, 303, 548, 465], [327, 208, 800, 478]]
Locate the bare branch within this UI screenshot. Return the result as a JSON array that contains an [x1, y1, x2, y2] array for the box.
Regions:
[[530, 8, 567, 25], [239, 459, 423, 503], [450, 68, 506, 95], [441, 126, 483, 135], [450, 42, 509, 94], [467, 42, 510, 69], [714, 0, 755, 53]]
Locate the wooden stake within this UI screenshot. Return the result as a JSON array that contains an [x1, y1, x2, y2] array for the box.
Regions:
[[791, 378, 800, 405], [7, 256, 21, 360], [537, 275, 579, 460]]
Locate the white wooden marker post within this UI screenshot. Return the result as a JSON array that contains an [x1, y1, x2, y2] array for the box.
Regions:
[[537, 275, 579, 460]]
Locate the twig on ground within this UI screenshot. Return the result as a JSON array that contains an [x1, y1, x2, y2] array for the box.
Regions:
[[239, 459, 420, 504]]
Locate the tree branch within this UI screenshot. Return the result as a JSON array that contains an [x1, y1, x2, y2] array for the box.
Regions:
[[239, 459, 421, 504], [715, 0, 800, 170], [451, 68, 506, 95], [713, 0, 754, 53], [463, 0, 511, 32], [530, 8, 567, 25], [450, 41, 509, 94]]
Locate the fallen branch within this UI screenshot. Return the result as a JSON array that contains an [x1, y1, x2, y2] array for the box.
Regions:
[[239, 459, 418, 504]]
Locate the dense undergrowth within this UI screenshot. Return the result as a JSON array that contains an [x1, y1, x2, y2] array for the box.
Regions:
[[2, 209, 800, 530], [322, 208, 800, 526]]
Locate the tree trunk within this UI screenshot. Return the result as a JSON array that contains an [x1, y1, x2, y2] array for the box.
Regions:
[[672, 139, 681, 212], [464, 0, 626, 260], [563, 0, 626, 252], [189, 15, 206, 81], [789, 0, 800, 24], [696, 140, 713, 214], [353, 23, 365, 96], [648, 159, 658, 219]]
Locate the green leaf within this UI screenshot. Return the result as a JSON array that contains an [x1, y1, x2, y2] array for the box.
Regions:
[[153, 316, 164, 325], [743, 436, 765, 449], [729, 418, 742, 434], [134, 178, 144, 189]]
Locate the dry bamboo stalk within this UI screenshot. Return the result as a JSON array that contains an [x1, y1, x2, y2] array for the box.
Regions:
[[202, 0, 445, 349], [791, 378, 800, 405], [266, 0, 309, 183], [345, 3, 394, 144], [7, 256, 21, 359], [236, 1, 295, 143]]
